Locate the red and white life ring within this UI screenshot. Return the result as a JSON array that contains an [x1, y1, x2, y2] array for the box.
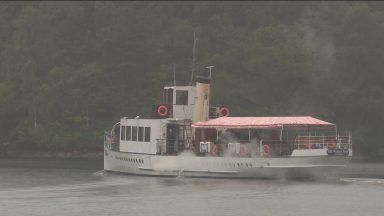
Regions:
[[262, 144, 270, 156], [157, 104, 169, 117], [219, 106, 230, 117]]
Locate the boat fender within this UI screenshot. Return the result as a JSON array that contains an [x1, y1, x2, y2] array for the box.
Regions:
[[219, 106, 230, 117], [157, 104, 169, 117], [262, 144, 270, 156]]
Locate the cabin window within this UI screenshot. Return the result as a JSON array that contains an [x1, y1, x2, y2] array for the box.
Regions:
[[132, 126, 137, 141], [175, 90, 188, 105], [138, 127, 144, 142], [145, 127, 151, 142], [164, 88, 174, 105], [121, 126, 126, 140], [126, 126, 131, 141]]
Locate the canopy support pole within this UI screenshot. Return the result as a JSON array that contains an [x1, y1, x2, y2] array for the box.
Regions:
[[280, 125, 283, 155], [248, 129, 251, 142]]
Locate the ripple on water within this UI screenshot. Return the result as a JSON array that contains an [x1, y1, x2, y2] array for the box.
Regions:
[[340, 177, 384, 185]]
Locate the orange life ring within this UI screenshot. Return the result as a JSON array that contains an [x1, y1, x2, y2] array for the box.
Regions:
[[219, 106, 230, 117], [157, 104, 169, 117], [262, 144, 270, 156], [211, 144, 218, 156]]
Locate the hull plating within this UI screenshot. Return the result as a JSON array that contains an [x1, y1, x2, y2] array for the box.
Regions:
[[104, 148, 351, 179]]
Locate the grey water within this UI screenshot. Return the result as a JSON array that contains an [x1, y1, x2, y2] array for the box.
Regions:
[[1, 159, 384, 216]]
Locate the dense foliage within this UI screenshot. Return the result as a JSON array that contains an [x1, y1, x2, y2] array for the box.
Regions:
[[0, 2, 383, 160]]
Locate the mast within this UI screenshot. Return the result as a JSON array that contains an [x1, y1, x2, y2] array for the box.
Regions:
[[173, 63, 176, 86], [189, 32, 198, 86]]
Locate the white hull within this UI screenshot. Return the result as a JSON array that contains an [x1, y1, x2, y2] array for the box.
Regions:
[[104, 148, 351, 179]]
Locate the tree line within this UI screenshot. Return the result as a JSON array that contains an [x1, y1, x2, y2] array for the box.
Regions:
[[0, 2, 383, 160]]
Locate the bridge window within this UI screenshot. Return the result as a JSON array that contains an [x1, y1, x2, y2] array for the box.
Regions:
[[138, 127, 144, 142], [164, 88, 174, 105], [132, 126, 137, 141], [120, 126, 126, 140], [126, 126, 131, 141], [176, 90, 188, 105], [145, 127, 151, 142]]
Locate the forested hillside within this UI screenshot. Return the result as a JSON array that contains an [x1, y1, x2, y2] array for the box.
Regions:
[[0, 2, 383, 160]]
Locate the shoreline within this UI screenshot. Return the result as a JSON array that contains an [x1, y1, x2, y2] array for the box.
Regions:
[[0, 151, 104, 159]]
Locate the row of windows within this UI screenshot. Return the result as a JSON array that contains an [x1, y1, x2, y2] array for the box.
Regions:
[[115, 156, 144, 164], [121, 126, 151, 142], [163, 89, 189, 106]]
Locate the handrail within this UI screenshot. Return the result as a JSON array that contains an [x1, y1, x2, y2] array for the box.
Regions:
[[294, 132, 352, 150]]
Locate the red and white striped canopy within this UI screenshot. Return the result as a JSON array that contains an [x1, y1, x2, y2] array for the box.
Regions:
[[192, 116, 335, 129]]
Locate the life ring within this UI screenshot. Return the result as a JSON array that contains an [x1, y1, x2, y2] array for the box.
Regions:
[[262, 144, 270, 156], [211, 144, 218, 156], [219, 106, 230, 117], [157, 104, 169, 117]]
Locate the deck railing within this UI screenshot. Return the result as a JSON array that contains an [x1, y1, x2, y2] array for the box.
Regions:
[[294, 132, 352, 150]]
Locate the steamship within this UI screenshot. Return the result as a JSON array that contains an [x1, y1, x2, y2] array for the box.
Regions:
[[104, 74, 352, 179]]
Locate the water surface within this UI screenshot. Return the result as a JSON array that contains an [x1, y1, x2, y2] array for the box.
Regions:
[[1, 159, 383, 216]]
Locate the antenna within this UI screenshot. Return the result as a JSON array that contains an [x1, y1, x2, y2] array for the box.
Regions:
[[206, 66, 214, 79], [189, 32, 198, 85], [173, 63, 176, 86]]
